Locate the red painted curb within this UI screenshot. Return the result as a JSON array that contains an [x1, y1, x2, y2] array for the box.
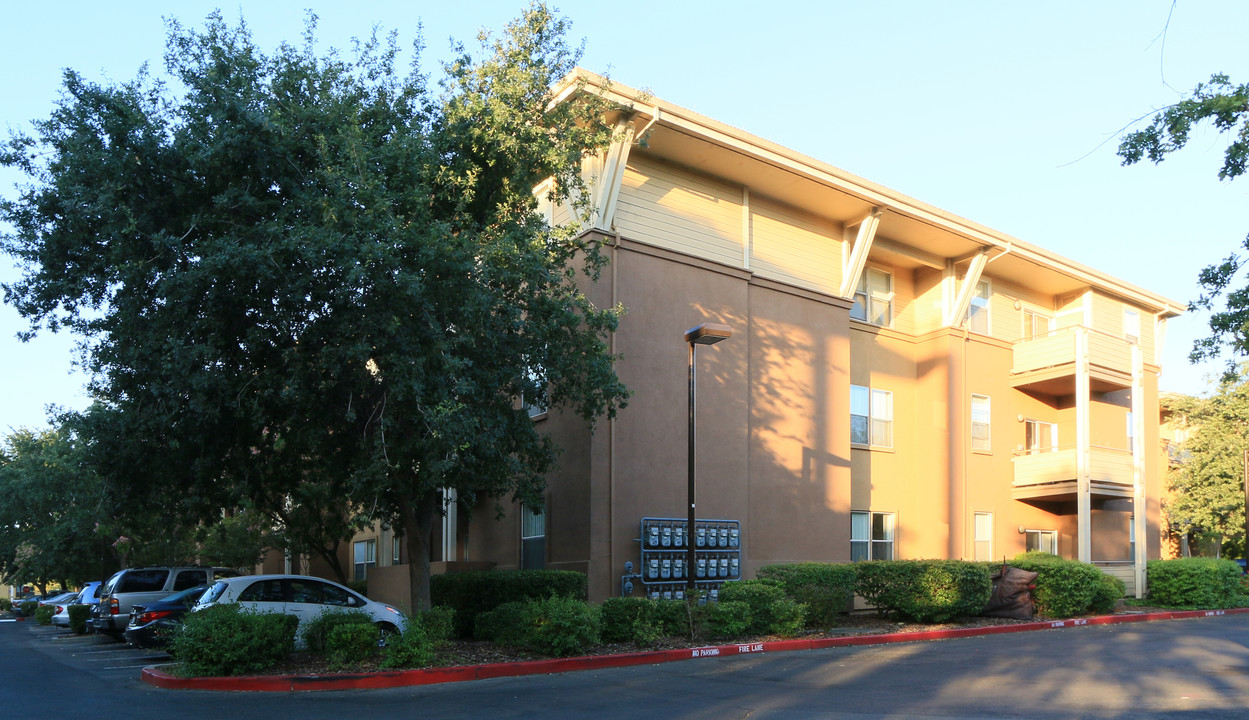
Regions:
[[140, 606, 1249, 692]]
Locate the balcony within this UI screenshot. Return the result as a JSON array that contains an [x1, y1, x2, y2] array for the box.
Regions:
[[1011, 326, 1134, 395], [1011, 445, 1135, 501]]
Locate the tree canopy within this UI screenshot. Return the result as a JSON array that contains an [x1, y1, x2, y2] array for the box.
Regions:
[[1, 4, 629, 610], [1161, 382, 1248, 559], [1118, 73, 1249, 369]]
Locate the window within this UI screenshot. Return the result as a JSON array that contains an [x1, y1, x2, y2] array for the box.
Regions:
[[1126, 411, 1134, 453], [974, 512, 993, 562], [521, 504, 546, 570], [1024, 530, 1057, 555], [851, 268, 893, 326], [353, 539, 376, 582], [522, 363, 548, 418], [971, 395, 991, 451], [1023, 309, 1051, 340], [392, 536, 402, 566], [852, 511, 895, 561], [1123, 307, 1140, 344], [966, 280, 990, 334], [1024, 419, 1058, 454], [851, 385, 893, 448], [1129, 515, 1136, 559]]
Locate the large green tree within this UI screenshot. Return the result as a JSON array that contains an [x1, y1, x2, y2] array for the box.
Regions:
[[1161, 383, 1249, 559], [1, 5, 628, 610], [1118, 73, 1249, 366]]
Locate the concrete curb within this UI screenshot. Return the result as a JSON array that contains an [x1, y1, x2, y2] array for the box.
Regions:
[[141, 607, 1249, 692]]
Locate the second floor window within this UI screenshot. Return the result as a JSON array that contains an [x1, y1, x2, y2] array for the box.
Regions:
[[1023, 309, 1051, 340], [1123, 307, 1140, 344], [851, 268, 893, 326], [851, 384, 893, 448], [1025, 419, 1057, 453], [971, 394, 991, 451], [966, 280, 990, 334]]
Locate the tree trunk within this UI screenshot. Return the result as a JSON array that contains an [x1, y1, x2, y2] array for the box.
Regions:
[[402, 489, 440, 612]]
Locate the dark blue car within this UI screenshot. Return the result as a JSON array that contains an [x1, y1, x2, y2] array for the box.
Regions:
[[122, 585, 208, 650]]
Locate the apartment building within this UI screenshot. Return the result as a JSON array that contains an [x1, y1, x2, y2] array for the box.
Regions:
[[358, 71, 1184, 605]]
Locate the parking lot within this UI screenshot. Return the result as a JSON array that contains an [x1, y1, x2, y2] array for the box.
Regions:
[[4, 619, 171, 684]]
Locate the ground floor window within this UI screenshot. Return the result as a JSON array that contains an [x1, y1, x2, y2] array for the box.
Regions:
[[353, 539, 376, 581], [1025, 529, 1057, 555], [852, 511, 894, 561], [974, 512, 993, 561], [521, 504, 546, 570]]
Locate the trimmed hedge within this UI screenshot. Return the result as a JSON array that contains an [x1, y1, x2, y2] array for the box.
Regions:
[[1147, 557, 1243, 609], [718, 581, 806, 637], [599, 597, 689, 645], [0, 598, 10, 612], [18, 600, 38, 617], [34, 605, 55, 625], [1008, 552, 1107, 618], [68, 604, 92, 634], [856, 560, 991, 622], [380, 607, 455, 669], [756, 562, 856, 627], [168, 604, 299, 677], [474, 596, 600, 657], [326, 623, 378, 670], [432, 569, 587, 638], [300, 609, 377, 652]]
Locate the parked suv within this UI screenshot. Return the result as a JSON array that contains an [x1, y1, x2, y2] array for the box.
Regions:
[[92, 567, 241, 638]]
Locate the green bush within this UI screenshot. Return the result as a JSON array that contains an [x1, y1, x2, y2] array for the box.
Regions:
[[855, 560, 991, 622], [346, 579, 369, 596], [300, 609, 377, 653], [719, 581, 805, 637], [379, 608, 453, 669], [697, 600, 753, 641], [19, 600, 38, 617], [433, 569, 588, 638], [474, 596, 600, 657], [0, 598, 11, 612], [1008, 552, 1105, 618], [68, 604, 92, 634], [1147, 557, 1243, 609], [757, 562, 856, 627], [326, 623, 378, 670], [600, 597, 666, 645], [35, 605, 55, 625], [168, 604, 298, 677], [1090, 572, 1126, 614]]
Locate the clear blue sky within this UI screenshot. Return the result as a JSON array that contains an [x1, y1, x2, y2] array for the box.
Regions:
[[3, 1, 1248, 433]]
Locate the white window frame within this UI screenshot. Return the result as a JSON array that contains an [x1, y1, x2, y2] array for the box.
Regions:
[[1023, 309, 1052, 341], [851, 268, 893, 327], [966, 280, 991, 334], [392, 536, 401, 566], [1024, 419, 1058, 454], [520, 503, 546, 570], [974, 512, 993, 562], [851, 511, 895, 562], [1126, 411, 1134, 453], [1123, 307, 1140, 344], [1025, 529, 1057, 555], [851, 384, 893, 449], [353, 539, 376, 581], [971, 394, 991, 452]]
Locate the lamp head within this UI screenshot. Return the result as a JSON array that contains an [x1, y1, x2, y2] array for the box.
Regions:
[[684, 322, 732, 345]]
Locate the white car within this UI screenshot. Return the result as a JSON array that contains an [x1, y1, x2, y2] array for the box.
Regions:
[[193, 574, 407, 640]]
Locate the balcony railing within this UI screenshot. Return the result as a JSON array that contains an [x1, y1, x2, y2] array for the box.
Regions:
[[1012, 326, 1134, 391], [1012, 444, 1134, 491]]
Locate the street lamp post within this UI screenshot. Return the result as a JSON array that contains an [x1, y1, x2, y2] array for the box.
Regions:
[[684, 322, 732, 595]]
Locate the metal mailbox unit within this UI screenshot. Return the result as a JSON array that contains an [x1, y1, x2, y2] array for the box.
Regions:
[[621, 517, 741, 599]]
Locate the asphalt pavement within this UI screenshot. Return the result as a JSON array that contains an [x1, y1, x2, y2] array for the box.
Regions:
[[4, 612, 1249, 719]]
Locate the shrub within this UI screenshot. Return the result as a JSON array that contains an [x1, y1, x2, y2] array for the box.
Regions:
[[474, 596, 600, 657], [35, 605, 55, 625], [168, 604, 298, 677], [1090, 572, 1126, 614], [326, 623, 379, 670], [855, 560, 991, 622], [0, 598, 10, 612], [719, 581, 805, 637], [379, 607, 455, 669], [300, 609, 376, 653], [1009, 552, 1105, 618], [600, 597, 666, 645], [346, 579, 369, 596], [757, 562, 856, 627], [433, 569, 587, 638], [1147, 557, 1243, 609], [19, 600, 38, 617], [68, 604, 92, 634], [697, 600, 752, 641]]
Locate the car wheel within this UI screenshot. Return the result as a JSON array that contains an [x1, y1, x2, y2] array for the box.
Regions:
[[376, 622, 399, 648]]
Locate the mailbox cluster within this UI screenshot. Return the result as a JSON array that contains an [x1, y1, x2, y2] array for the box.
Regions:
[[634, 517, 741, 595]]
